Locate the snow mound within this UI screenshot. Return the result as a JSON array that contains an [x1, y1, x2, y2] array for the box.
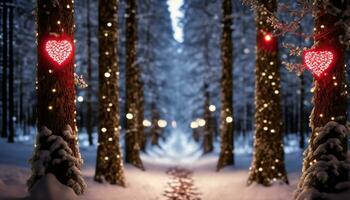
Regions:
[[295, 121, 350, 200], [29, 173, 78, 200]]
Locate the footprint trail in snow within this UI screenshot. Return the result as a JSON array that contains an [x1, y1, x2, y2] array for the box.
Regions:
[[163, 167, 201, 200]]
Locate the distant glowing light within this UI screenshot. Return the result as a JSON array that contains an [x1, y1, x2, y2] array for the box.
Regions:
[[77, 96, 84, 102], [158, 119, 167, 128], [209, 105, 216, 112], [143, 119, 151, 127], [190, 121, 198, 129], [171, 120, 177, 128], [197, 118, 206, 127]]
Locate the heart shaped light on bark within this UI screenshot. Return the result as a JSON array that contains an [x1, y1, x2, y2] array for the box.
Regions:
[[45, 39, 73, 65], [303, 50, 335, 79]]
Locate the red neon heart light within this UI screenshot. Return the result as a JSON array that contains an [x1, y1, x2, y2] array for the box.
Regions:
[[303, 50, 335, 79], [45, 39, 73, 65]]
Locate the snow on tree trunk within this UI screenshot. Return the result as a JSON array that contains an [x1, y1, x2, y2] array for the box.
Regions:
[[295, 122, 350, 199], [94, 0, 126, 186], [31, 0, 85, 195], [124, 0, 144, 170], [217, 0, 234, 171], [247, 0, 288, 186], [295, 1, 349, 198], [28, 126, 86, 195]]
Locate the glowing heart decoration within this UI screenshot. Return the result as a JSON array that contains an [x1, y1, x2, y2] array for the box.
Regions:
[[303, 50, 335, 79], [45, 39, 73, 65]]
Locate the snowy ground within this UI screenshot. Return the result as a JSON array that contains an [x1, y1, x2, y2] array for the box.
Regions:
[[0, 130, 303, 200]]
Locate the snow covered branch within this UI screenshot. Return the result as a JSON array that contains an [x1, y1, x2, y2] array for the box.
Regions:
[[295, 121, 350, 200], [27, 125, 86, 195]]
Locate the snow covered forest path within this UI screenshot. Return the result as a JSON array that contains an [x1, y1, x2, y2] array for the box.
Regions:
[[0, 132, 303, 200]]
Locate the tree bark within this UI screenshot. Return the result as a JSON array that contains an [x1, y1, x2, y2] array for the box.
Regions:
[[86, 0, 93, 146], [8, 0, 14, 143], [124, 0, 144, 170], [150, 101, 161, 146], [217, 0, 234, 171], [136, 71, 146, 152], [1, 0, 8, 139], [94, 0, 126, 186], [247, 0, 288, 186], [299, 74, 305, 149], [297, 0, 348, 194], [35, 0, 83, 189], [203, 85, 213, 154]]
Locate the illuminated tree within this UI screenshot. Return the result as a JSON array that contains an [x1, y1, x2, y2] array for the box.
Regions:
[[28, 0, 85, 195], [247, 0, 288, 185], [295, 1, 350, 198], [124, 0, 144, 170], [217, 0, 234, 171], [94, 0, 126, 186]]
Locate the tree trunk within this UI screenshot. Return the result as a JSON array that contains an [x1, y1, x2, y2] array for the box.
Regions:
[[192, 127, 200, 143], [34, 0, 83, 191], [217, 0, 234, 171], [1, 0, 8, 139], [8, 0, 14, 143], [150, 101, 161, 146], [124, 0, 144, 170], [203, 85, 213, 154], [247, 0, 288, 186], [19, 57, 25, 135], [296, 0, 348, 195], [86, 0, 93, 146], [94, 0, 126, 186], [136, 72, 146, 152], [299, 74, 305, 149]]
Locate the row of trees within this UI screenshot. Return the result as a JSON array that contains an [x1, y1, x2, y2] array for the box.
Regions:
[[26, 0, 176, 192], [181, 0, 350, 197], [1, 0, 349, 198], [179, 0, 313, 160]]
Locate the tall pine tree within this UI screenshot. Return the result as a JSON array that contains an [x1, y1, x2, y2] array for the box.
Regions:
[[28, 0, 86, 194], [217, 0, 234, 170], [1, 0, 8, 139], [94, 0, 126, 185], [296, 1, 349, 198], [247, 0, 288, 185], [124, 0, 144, 170]]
